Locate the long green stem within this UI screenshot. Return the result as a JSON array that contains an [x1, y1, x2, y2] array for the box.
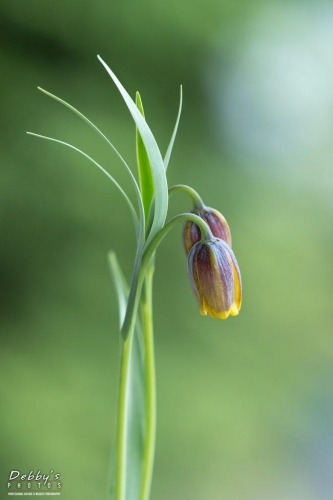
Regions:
[[115, 331, 134, 500], [139, 263, 156, 500], [114, 241, 145, 500]]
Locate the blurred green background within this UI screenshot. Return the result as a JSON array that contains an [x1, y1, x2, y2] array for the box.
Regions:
[[1, 1, 333, 499]]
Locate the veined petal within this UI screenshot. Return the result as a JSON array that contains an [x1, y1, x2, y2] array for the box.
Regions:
[[204, 209, 232, 246], [183, 207, 232, 254], [188, 238, 241, 320], [220, 240, 242, 314]]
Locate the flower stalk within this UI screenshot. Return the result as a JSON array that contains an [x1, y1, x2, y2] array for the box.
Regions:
[[139, 262, 156, 500], [115, 331, 134, 500]]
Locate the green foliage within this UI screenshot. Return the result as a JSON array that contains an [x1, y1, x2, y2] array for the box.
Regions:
[[136, 92, 154, 228], [108, 252, 146, 500], [98, 56, 168, 249], [163, 86, 183, 170]]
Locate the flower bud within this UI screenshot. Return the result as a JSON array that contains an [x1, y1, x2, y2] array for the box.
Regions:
[[183, 207, 232, 254], [188, 238, 241, 319]]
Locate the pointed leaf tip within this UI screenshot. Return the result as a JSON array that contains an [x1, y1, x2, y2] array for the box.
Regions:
[[164, 85, 183, 170], [98, 56, 168, 246]]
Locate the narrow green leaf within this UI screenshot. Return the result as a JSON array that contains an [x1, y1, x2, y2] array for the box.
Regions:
[[164, 85, 183, 170], [108, 252, 146, 500], [37, 87, 145, 231], [27, 132, 139, 232], [97, 56, 168, 247], [136, 92, 154, 228]]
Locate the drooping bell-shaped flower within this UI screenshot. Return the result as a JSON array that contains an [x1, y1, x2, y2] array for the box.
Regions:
[[188, 238, 242, 319], [183, 206, 232, 254]]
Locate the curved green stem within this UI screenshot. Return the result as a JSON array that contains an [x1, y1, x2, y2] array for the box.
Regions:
[[122, 213, 212, 339], [168, 184, 205, 209], [139, 264, 156, 500], [143, 212, 213, 259]]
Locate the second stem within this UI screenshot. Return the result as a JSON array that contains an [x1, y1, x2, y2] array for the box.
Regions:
[[139, 262, 156, 500]]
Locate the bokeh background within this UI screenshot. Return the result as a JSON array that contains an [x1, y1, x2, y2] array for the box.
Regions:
[[1, 1, 333, 499]]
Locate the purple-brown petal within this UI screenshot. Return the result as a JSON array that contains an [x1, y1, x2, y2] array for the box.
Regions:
[[187, 238, 241, 320], [183, 207, 232, 254]]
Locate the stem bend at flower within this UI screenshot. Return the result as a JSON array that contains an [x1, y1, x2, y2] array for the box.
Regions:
[[143, 212, 213, 265], [168, 184, 205, 210], [121, 213, 213, 340]]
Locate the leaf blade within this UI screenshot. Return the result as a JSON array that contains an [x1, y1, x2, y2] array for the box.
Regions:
[[27, 132, 139, 230], [97, 56, 168, 246], [37, 87, 145, 230], [164, 85, 183, 170], [136, 92, 154, 227]]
